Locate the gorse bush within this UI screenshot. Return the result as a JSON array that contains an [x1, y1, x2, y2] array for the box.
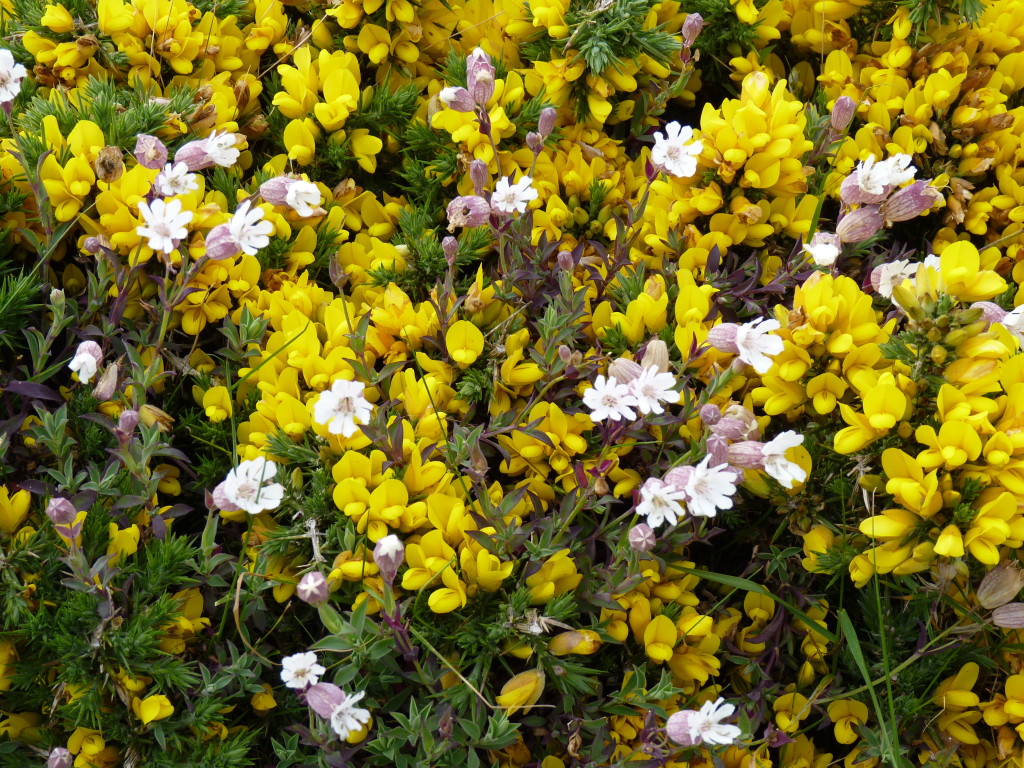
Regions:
[[2, 0, 1024, 767]]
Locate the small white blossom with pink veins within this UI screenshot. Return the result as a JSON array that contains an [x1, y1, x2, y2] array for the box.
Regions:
[[285, 180, 322, 217], [735, 317, 784, 374], [651, 121, 702, 178], [629, 366, 680, 415], [228, 200, 274, 256], [666, 698, 742, 747], [154, 162, 198, 197], [637, 477, 688, 529], [137, 198, 192, 254], [683, 456, 738, 518], [761, 431, 807, 488], [490, 176, 538, 215], [213, 456, 285, 515], [313, 379, 374, 437], [280, 652, 325, 689], [583, 375, 637, 422]]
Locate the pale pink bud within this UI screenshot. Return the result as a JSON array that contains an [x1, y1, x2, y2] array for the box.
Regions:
[[706, 324, 740, 354], [706, 434, 730, 466], [727, 440, 765, 469], [46, 497, 77, 526], [830, 96, 856, 132], [48, 748, 73, 768], [297, 572, 330, 606], [641, 339, 669, 374], [608, 358, 642, 385], [439, 86, 474, 112], [447, 195, 491, 231], [442, 236, 458, 265], [92, 363, 119, 402], [628, 523, 656, 552], [971, 301, 1008, 325], [699, 404, 722, 425], [537, 107, 557, 140], [172, 139, 214, 171], [526, 132, 543, 152], [882, 180, 942, 224], [117, 409, 139, 439], [258, 175, 295, 206], [470, 160, 488, 195], [306, 682, 346, 718], [204, 224, 241, 261], [663, 466, 693, 492], [839, 172, 889, 206], [556, 250, 574, 271], [134, 134, 168, 170], [666, 710, 702, 746], [682, 13, 704, 48], [714, 404, 760, 440], [993, 602, 1024, 629], [466, 48, 495, 107], [836, 205, 885, 243], [373, 534, 405, 585]]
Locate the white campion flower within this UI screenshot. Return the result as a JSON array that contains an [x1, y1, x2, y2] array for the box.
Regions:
[[285, 180, 322, 217], [629, 366, 680, 415], [636, 477, 687, 529], [280, 652, 326, 689], [0, 48, 28, 104], [854, 155, 892, 196], [880, 153, 916, 187], [329, 690, 371, 739], [136, 197, 193, 254], [803, 232, 841, 267], [490, 175, 538, 215], [154, 162, 198, 197], [212, 457, 285, 515], [734, 317, 785, 374], [870, 259, 919, 300], [683, 456, 738, 518], [651, 121, 702, 178], [68, 341, 103, 384], [582, 375, 638, 422], [227, 200, 274, 256], [313, 379, 374, 437], [204, 130, 241, 167], [666, 698, 742, 747], [761, 431, 807, 488]]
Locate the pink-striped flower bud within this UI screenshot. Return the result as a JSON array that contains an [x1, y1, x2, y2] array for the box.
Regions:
[[466, 47, 495, 107], [608, 357, 642, 386], [666, 710, 702, 746], [727, 440, 766, 469], [526, 132, 543, 152], [830, 96, 856, 132], [993, 602, 1024, 629], [839, 173, 889, 206], [699, 403, 722, 425], [306, 682, 346, 718], [682, 13, 704, 48], [705, 323, 740, 354], [556, 250, 574, 271], [663, 465, 694, 492], [470, 160, 489, 195], [258, 175, 294, 206], [971, 301, 1008, 325], [297, 571, 330, 606], [628, 523, 656, 552], [134, 134, 168, 169], [48, 748, 73, 768], [836, 205, 885, 243], [204, 224, 241, 261], [706, 434, 730, 466], [117, 409, 139, 438], [373, 534, 405, 585], [447, 195, 491, 231], [442, 236, 458, 265], [882, 180, 942, 224], [713, 404, 760, 440], [537, 107, 557, 140], [438, 86, 474, 112], [46, 497, 77, 526]]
